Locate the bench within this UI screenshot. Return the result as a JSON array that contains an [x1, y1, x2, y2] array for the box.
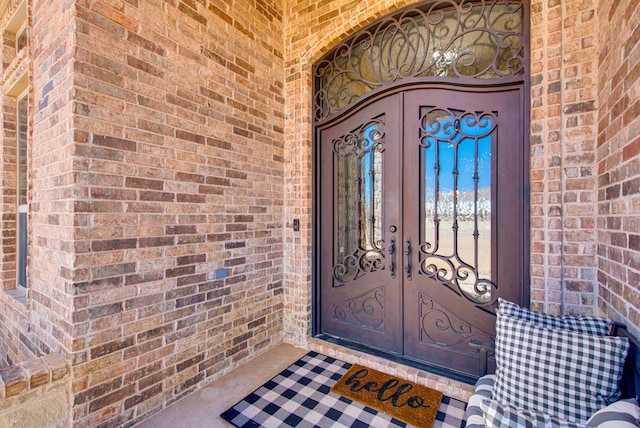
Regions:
[[465, 304, 640, 427]]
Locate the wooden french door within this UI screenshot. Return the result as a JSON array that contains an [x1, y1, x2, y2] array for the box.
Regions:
[[317, 85, 527, 377]]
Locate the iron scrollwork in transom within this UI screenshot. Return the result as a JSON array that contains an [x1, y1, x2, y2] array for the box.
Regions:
[[314, 0, 525, 120]]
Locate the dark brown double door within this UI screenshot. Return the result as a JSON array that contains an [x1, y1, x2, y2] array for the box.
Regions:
[[317, 86, 527, 377]]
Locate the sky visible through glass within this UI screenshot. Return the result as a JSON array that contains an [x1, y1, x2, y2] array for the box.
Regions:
[[424, 116, 492, 197]]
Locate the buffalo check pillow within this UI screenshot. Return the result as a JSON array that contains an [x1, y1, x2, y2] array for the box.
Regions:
[[498, 298, 613, 335], [493, 311, 629, 424]]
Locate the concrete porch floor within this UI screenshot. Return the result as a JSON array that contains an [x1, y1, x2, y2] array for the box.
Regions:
[[136, 343, 308, 427]]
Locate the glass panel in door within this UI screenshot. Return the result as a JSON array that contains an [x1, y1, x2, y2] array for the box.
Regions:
[[421, 108, 494, 303]]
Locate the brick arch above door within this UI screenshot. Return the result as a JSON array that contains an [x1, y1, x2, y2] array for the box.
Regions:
[[283, 0, 602, 349]]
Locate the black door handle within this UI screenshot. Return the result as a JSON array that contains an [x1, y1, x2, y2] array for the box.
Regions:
[[404, 238, 412, 280], [388, 237, 396, 278]]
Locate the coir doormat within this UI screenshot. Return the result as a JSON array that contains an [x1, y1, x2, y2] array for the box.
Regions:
[[331, 364, 443, 428]]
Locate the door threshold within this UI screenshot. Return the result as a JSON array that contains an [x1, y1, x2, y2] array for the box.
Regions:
[[314, 333, 479, 386]]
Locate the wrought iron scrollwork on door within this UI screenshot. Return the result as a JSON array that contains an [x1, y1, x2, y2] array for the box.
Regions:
[[332, 119, 386, 286], [418, 293, 493, 347], [333, 287, 385, 331], [418, 107, 498, 304]]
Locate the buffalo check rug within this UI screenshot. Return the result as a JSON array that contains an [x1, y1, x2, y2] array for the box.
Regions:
[[220, 351, 467, 428]]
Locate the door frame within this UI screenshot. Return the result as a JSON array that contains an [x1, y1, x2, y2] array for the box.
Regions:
[[312, 81, 530, 384], [311, 0, 530, 383]]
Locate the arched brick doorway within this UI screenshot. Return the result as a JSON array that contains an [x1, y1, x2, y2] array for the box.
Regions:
[[313, 0, 530, 380]]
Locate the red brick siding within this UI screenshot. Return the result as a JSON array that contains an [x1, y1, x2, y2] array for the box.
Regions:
[[529, 0, 599, 315], [28, 0, 77, 363], [596, 1, 640, 337], [67, 1, 284, 425], [0, 95, 18, 294]]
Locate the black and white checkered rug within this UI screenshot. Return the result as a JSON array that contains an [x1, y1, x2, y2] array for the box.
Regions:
[[221, 351, 467, 427]]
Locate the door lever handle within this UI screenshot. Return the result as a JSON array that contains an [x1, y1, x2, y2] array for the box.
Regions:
[[404, 238, 412, 280], [388, 237, 396, 278]]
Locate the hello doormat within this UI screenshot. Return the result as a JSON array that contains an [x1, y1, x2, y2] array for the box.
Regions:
[[331, 364, 444, 428], [220, 351, 467, 427]]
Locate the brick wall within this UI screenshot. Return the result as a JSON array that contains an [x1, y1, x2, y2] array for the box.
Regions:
[[0, 92, 17, 294], [596, 1, 640, 337], [66, 1, 285, 426], [0, 0, 637, 426], [529, 0, 599, 315], [29, 0, 77, 362], [0, 0, 65, 365]]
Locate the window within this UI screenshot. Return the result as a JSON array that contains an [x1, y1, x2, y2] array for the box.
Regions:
[[4, 0, 27, 59], [1, 0, 30, 294], [16, 25, 27, 53], [16, 91, 28, 289]]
